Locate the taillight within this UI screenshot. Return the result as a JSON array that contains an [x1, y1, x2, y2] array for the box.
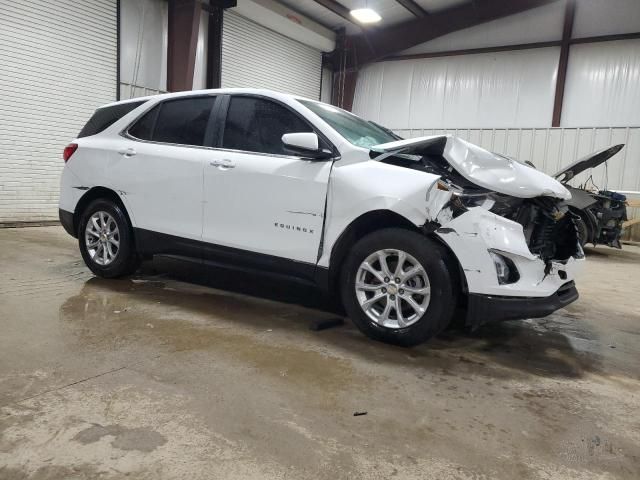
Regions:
[[63, 143, 78, 163]]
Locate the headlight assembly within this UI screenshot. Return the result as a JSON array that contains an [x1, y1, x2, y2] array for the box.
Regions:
[[436, 180, 497, 211]]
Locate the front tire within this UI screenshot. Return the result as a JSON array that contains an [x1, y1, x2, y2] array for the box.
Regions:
[[340, 228, 457, 347], [78, 199, 139, 278], [574, 214, 590, 248]]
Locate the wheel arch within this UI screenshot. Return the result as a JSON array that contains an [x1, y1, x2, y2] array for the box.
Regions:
[[73, 187, 133, 237], [324, 209, 467, 302], [325, 210, 420, 295]]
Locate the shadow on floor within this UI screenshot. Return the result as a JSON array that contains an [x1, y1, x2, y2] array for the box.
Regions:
[[58, 255, 609, 382]]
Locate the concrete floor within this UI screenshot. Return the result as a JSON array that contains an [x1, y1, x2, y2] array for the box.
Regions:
[[1, 226, 639, 480]]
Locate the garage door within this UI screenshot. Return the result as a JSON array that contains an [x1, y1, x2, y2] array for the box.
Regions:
[[0, 0, 117, 223], [221, 11, 322, 100]]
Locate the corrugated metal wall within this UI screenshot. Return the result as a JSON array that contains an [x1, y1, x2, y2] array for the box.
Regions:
[[0, 0, 117, 223], [353, 47, 561, 129], [119, 0, 168, 100], [561, 40, 640, 127], [221, 12, 322, 100], [353, 39, 640, 130]]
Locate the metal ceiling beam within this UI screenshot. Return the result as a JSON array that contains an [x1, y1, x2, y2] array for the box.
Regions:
[[395, 0, 428, 17], [312, 0, 360, 27], [345, 0, 561, 67]]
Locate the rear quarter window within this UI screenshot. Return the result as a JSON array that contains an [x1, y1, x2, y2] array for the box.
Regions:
[[78, 101, 145, 138]]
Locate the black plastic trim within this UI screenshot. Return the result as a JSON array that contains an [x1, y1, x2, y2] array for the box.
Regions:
[[466, 281, 579, 328], [59, 209, 76, 238], [134, 228, 329, 290]]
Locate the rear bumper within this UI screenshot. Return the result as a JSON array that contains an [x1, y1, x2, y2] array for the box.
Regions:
[[466, 281, 579, 327], [59, 209, 76, 237]]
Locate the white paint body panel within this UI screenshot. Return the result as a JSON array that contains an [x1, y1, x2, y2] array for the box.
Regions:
[[202, 149, 331, 263], [59, 88, 582, 299]]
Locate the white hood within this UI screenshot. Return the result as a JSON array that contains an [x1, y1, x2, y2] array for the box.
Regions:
[[371, 135, 571, 200]]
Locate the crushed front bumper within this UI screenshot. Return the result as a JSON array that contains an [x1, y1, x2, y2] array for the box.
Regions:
[[466, 281, 578, 327], [434, 207, 583, 326]]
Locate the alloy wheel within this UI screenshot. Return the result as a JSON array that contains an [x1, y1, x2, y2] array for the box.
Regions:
[[355, 249, 431, 329], [85, 211, 120, 266]]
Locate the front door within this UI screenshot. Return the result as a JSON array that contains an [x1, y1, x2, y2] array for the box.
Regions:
[[202, 95, 332, 267]]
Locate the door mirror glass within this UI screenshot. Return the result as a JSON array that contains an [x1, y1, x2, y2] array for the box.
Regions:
[[282, 132, 332, 160]]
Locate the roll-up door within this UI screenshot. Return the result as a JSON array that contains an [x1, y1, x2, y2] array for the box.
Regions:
[[221, 11, 321, 100], [0, 0, 117, 222]]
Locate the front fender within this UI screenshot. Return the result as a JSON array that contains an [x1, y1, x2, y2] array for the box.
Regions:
[[318, 160, 439, 267]]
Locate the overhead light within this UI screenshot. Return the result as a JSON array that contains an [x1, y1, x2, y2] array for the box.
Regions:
[[350, 8, 382, 24]]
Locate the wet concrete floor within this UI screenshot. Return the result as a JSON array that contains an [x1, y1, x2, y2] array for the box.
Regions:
[[1, 226, 639, 479]]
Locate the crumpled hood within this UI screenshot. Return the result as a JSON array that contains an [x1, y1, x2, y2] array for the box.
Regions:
[[371, 135, 571, 200]]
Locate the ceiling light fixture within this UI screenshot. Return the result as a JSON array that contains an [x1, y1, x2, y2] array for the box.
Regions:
[[350, 8, 382, 24]]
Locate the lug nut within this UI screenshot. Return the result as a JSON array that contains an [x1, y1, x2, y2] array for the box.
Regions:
[[395, 278, 400, 283], [399, 289, 404, 295], [381, 287, 387, 293], [384, 277, 390, 283], [390, 295, 395, 300]]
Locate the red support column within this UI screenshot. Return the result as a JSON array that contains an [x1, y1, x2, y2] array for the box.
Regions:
[[167, 0, 202, 92], [552, 0, 576, 128], [330, 30, 358, 111]]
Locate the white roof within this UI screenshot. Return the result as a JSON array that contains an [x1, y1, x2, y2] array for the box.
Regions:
[[100, 88, 316, 109]]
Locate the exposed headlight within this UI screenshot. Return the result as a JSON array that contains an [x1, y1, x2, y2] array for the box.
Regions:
[[457, 193, 496, 210], [489, 251, 520, 285], [435, 180, 496, 210]]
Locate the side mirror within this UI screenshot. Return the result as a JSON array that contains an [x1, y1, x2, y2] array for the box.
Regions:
[[282, 132, 333, 160]]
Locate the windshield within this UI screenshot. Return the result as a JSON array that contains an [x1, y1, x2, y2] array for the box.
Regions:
[[298, 100, 399, 148]]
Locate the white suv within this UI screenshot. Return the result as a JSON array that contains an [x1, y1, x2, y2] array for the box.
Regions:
[[59, 88, 582, 346]]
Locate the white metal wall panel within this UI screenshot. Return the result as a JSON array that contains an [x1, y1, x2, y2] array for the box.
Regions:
[[192, 8, 209, 90], [320, 67, 333, 104], [573, 0, 640, 39], [0, 0, 117, 222], [561, 39, 640, 128], [120, 0, 167, 98], [353, 48, 560, 129], [221, 12, 321, 99], [402, 0, 640, 57], [401, 1, 566, 56]]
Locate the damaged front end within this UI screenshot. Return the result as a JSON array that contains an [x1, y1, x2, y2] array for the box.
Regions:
[[488, 194, 583, 266], [371, 135, 583, 327]]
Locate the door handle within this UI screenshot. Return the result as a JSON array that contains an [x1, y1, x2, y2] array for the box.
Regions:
[[210, 159, 235, 170], [117, 147, 136, 157]]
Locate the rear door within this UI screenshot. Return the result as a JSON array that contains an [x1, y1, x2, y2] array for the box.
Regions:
[[111, 95, 218, 245], [202, 95, 333, 266]]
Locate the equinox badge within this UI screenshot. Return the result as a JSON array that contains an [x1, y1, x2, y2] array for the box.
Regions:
[[274, 222, 315, 234]]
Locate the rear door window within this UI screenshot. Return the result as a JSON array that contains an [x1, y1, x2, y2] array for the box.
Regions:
[[78, 101, 145, 138], [128, 97, 216, 147], [222, 96, 313, 155]]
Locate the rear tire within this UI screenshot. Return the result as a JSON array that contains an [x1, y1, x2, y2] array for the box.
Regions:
[[78, 199, 140, 278], [340, 228, 457, 347]]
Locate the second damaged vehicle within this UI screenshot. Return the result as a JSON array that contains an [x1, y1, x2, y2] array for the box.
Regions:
[[553, 145, 628, 249], [59, 89, 583, 346]]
